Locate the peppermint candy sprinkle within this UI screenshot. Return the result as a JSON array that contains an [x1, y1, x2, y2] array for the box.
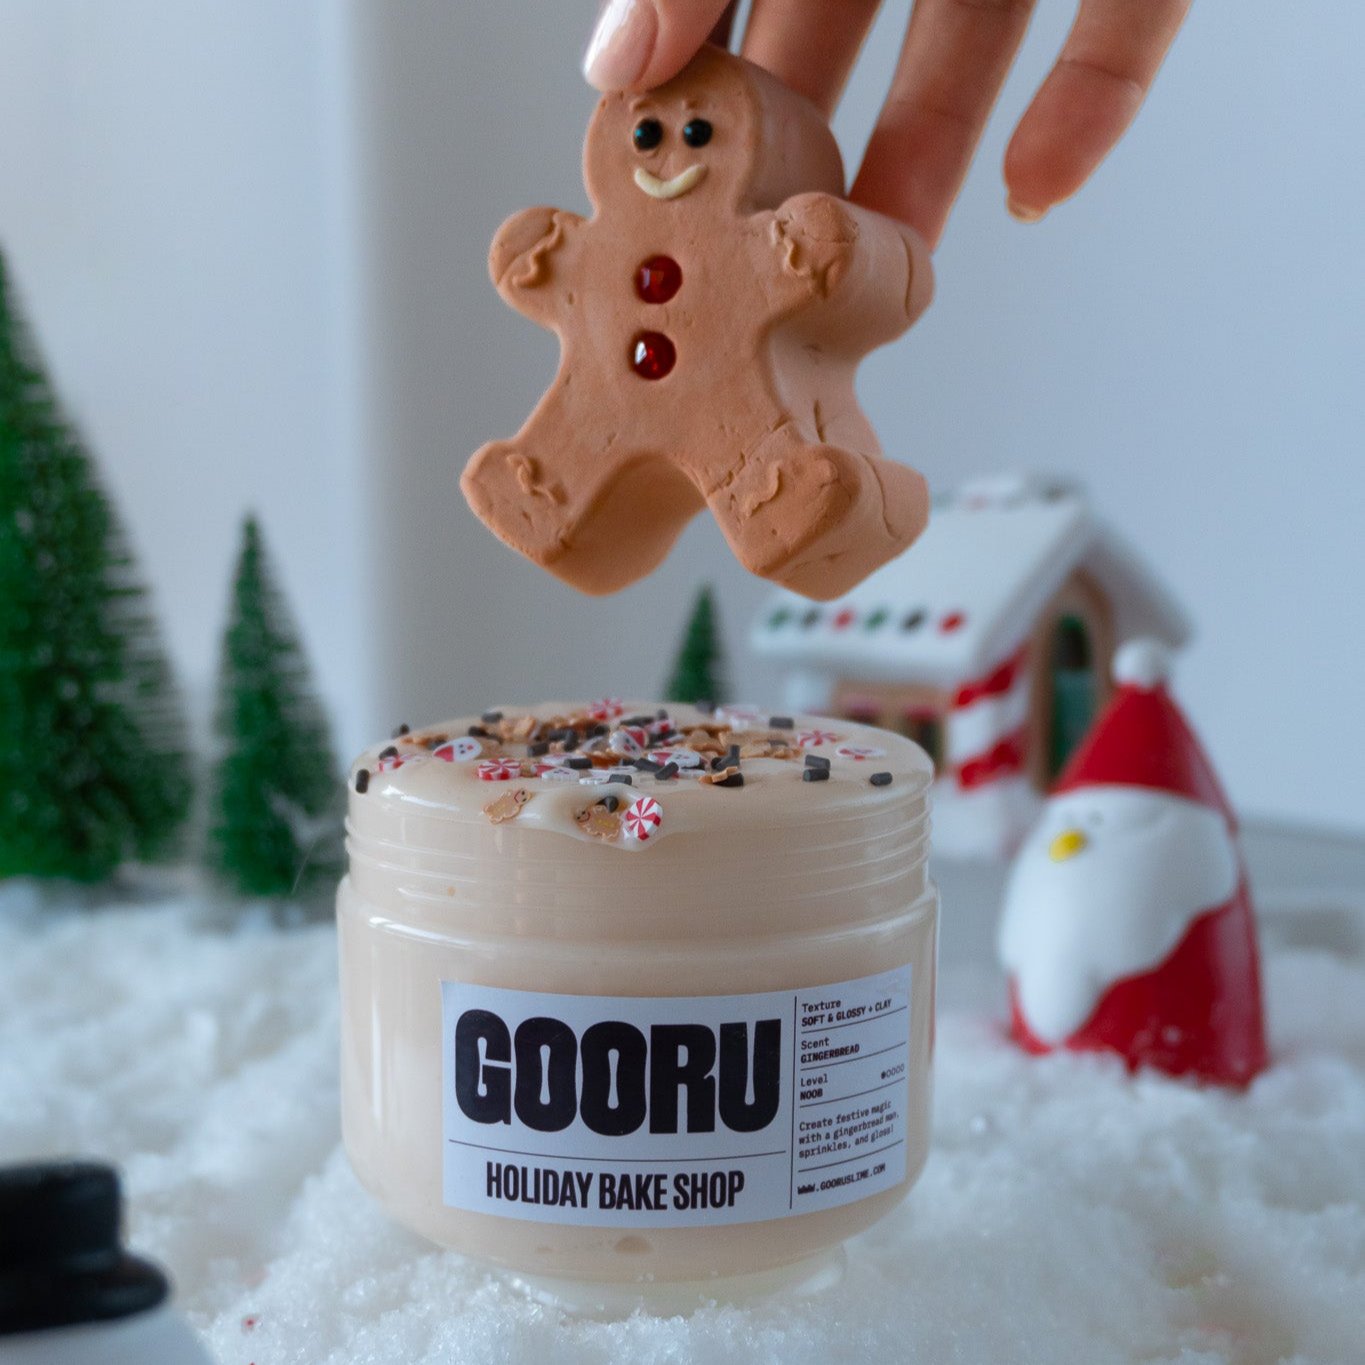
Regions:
[[835, 744, 886, 761], [588, 697, 625, 721], [796, 729, 841, 748], [624, 796, 663, 841], [477, 759, 518, 781]]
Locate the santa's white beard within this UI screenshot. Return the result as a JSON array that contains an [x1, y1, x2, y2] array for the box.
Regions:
[[998, 785, 1239, 1044]]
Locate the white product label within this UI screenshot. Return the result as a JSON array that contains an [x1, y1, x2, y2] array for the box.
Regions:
[[440, 967, 912, 1228]]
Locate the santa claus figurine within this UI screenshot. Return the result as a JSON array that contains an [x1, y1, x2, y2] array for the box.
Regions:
[[997, 638, 1268, 1085]]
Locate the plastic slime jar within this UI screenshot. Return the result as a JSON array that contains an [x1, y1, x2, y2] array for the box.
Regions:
[[338, 702, 936, 1307]]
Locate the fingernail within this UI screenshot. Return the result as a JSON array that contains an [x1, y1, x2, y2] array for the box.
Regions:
[[1007, 196, 1048, 224], [584, 0, 657, 90]]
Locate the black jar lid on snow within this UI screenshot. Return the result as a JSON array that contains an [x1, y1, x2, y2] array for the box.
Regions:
[[0, 1161, 169, 1336]]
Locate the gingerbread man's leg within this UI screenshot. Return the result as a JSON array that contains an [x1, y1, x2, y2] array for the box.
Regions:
[[463, 390, 704, 595], [703, 424, 929, 601]]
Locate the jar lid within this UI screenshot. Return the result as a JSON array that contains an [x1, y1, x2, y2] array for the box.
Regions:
[[0, 1162, 169, 1336]]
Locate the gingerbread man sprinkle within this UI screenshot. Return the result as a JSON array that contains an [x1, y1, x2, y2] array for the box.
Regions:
[[462, 45, 933, 602], [483, 787, 533, 824]]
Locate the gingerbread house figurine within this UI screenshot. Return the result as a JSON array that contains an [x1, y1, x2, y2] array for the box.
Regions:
[[749, 475, 1190, 859]]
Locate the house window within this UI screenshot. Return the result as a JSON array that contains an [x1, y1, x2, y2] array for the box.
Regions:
[[1048, 615, 1096, 781], [900, 710, 943, 769]]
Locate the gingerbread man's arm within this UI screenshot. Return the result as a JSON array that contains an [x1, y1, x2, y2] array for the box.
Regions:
[[757, 193, 933, 348], [488, 206, 586, 329]]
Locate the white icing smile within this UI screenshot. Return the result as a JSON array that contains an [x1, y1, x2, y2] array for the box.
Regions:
[[633, 164, 707, 200]]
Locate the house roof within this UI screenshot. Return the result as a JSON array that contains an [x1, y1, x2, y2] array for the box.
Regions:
[[750, 475, 1190, 689]]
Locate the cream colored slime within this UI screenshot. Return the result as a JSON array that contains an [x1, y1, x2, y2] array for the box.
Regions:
[[339, 702, 936, 1287]]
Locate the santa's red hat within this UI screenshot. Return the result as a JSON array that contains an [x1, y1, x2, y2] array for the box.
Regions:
[[1053, 639, 1236, 828]]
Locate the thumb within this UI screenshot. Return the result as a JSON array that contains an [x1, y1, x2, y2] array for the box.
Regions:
[[584, 0, 734, 92]]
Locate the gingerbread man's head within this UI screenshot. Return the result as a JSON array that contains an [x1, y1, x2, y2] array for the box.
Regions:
[[583, 45, 845, 218]]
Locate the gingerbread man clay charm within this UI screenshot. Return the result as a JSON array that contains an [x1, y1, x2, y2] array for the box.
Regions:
[[462, 45, 933, 600]]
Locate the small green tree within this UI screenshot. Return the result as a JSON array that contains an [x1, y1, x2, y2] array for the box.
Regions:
[[0, 248, 191, 882], [207, 516, 342, 901], [664, 585, 727, 705]]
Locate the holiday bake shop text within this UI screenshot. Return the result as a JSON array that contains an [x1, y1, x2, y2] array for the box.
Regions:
[[440, 970, 913, 1228]]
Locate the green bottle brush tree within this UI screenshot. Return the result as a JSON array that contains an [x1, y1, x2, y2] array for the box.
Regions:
[[206, 516, 342, 901], [665, 585, 728, 706], [0, 249, 191, 882]]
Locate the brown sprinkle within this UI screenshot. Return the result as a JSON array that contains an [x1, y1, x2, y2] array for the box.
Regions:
[[698, 765, 741, 786]]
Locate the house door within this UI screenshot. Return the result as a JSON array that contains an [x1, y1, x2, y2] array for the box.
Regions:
[[1047, 615, 1097, 781]]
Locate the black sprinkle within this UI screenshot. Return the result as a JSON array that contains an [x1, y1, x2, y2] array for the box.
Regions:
[[567, 756, 593, 770], [612, 774, 634, 786], [600, 795, 620, 813], [657, 762, 679, 781], [656, 708, 669, 720], [468, 725, 491, 738], [528, 741, 549, 757], [768, 715, 794, 729], [624, 714, 654, 728], [378, 745, 398, 759], [804, 754, 831, 769], [481, 710, 503, 723], [562, 735, 580, 752], [802, 767, 830, 783], [725, 744, 741, 768], [354, 768, 370, 793], [425, 738, 444, 751], [717, 771, 745, 788], [870, 771, 893, 787], [710, 753, 728, 771], [589, 723, 609, 738], [392, 722, 411, 738], [694, 699, 714, 714], [634, 758, 662, 773]]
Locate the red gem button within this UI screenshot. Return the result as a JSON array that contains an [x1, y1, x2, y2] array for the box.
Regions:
[[631, 331, 675, 380], [832, 608, 857, 630], [939, 611, 966, 634], [636, 255, 682, 303]]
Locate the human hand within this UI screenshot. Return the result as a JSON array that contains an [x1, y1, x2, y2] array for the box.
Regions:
[[583, 0, 1191, 249]]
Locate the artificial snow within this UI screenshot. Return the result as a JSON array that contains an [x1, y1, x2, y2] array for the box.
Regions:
[[2, 864, 1363, 1365]]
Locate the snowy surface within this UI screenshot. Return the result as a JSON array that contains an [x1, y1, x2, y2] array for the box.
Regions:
[[2, 838, 1364, 1365]]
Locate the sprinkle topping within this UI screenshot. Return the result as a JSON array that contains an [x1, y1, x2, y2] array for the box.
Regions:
[[359, 701, 925, 844]]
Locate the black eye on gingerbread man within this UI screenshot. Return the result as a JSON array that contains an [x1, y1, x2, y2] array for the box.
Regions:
[[632, 118, 663, 151], [682, 118, 713, 148]]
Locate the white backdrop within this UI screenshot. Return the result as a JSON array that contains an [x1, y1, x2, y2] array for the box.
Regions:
[[0, 0, 1362, 832]]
